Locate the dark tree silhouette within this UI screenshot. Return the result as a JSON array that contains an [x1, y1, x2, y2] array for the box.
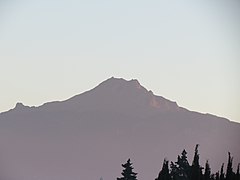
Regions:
[[204, 160, 211, 180], [226, 152, 234, 180], [236, 164, 240, 180], [170, 161, 179, 180], [156, 159, 171, 180], [170, 149, 191, 180], [215, 172, 220, 180], [220, 163, 225, 180], [119, 145, 240, 180], [191, 144, 203, 180], [177, 149, 191, 180], [117, 159, 137, 180]]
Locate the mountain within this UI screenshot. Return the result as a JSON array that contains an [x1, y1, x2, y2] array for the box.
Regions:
[[0, 77, 239, 180]]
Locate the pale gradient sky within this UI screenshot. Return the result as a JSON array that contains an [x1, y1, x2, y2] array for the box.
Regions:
[[0, 0, 239, 122]]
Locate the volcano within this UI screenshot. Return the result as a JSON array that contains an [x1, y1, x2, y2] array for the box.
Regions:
[[0, 77, 239, 180]]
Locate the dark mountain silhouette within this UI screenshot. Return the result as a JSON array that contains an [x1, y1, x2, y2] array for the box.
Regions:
[[0, 77, 239, 180]]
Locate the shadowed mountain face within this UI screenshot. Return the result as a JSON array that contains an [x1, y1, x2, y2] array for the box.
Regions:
[[0, 77, 239, 180]]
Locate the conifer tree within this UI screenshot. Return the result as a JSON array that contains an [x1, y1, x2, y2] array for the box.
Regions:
[[220, 164, 225, 180], [117, 159, 137, 180], [174, 149, 191, 180], [236, 164, 240, 180], [204, 160, 211, 180], [215, 172, 220, 180], [179, 150, 191, 179], [226, 152, 234, 180], [191, 144, 203, 180], [156, 159, 171, 180], [170, 161, 178, 180]]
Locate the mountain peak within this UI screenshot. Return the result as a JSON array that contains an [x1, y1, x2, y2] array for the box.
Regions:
[[88, 77, 143, 95], [68, 77, 180, 112], [99, 77, 141, 89], [93, 77, 149, 96], [15, 102, 25, 109]]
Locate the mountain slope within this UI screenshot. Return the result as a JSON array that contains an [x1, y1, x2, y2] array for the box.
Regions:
[[0, 77, 239, 180]]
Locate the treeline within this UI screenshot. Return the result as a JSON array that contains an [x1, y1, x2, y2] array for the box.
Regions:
[[116, 145, 240, 180]]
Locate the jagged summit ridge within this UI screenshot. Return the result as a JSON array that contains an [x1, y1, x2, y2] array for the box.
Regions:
[[61, 77, 180, 112], [8, 77, 179, 113], [95, 77, 146, 92], [96, 77, 179, 111]]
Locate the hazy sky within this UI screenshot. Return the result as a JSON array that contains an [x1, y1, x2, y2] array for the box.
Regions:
[[0, 0, 239, 122]]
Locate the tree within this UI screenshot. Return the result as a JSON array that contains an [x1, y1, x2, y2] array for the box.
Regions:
[[171, 149, 191, 180], [236, 164, 240, 180], [226, 152, 234, 180], [204, 160, 211, 180], [170, 161, 178, 180], [220, 163, 225, 180], [191, 144, 203, 180], [215, 172, 220, 180], [156, 159, 171, 180], [117, 159, 137, 180]]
